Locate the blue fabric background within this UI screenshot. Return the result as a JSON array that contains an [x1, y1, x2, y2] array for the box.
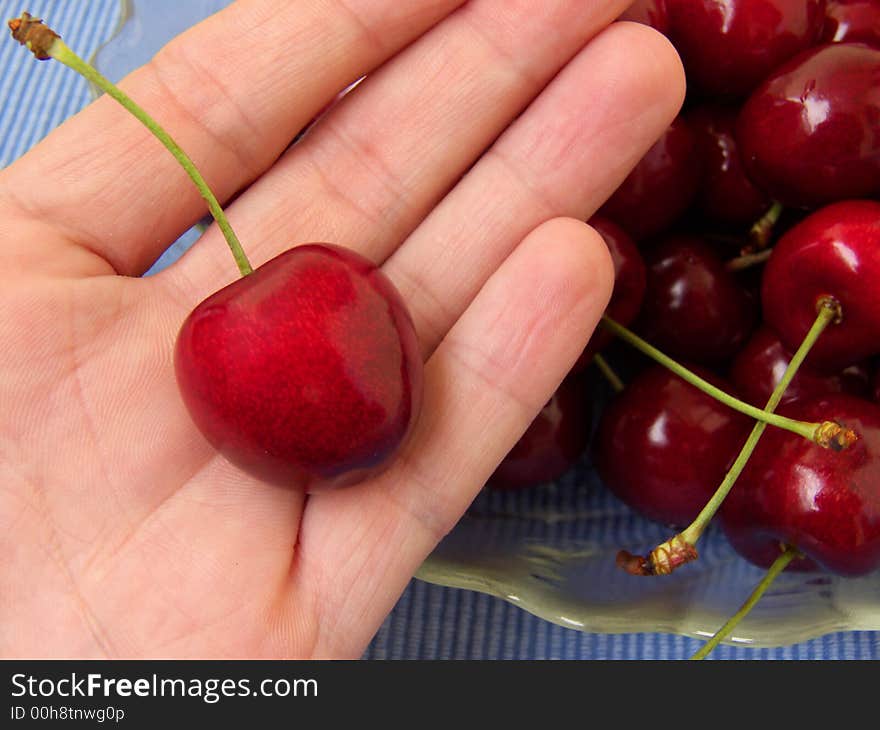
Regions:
[[3, 0, 878, 660]]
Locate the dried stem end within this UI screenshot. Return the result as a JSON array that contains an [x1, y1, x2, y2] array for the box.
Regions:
[[816, 295, 844, 325], [815, 421, 859, 452], [8, 12, 59, 60], [617, 534, 698, 577], [648, 534, 698, 575]]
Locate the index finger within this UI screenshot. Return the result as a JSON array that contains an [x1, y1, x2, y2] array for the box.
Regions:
[[0, 0, 467, 277]]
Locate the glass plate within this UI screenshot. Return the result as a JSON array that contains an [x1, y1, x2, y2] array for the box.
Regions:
[[95, 0, 880, 649]]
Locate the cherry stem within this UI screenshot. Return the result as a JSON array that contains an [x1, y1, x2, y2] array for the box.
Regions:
[[680, 298, 844, 539], [725, 247, 773, 273], [600, 314, 835, 446], [616, 298, 852, 576], [7, 13, 253, 277], [689, 545, 800, 660], [592, 353, 625, 393], [747, 201, 784, 253], [681, 297, 840, 545]]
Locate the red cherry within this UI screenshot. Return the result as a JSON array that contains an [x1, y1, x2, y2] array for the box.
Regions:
[[571, 216, 646, 372], [760, 199, 880, 372], [174, 244, 423, 491], [487, 375, 592, 491], [598, 116, 702, 241], [619, 0, 670, 34], [667, 0, 827, 101], [720, 394, 880, 576], [635, 234, 758, 365], [729, 324, 871, 407], [821, 1, 880, 47], [736, 42, 880, 208], [686, 104, 773, 228], [594, 365, 751, 527]]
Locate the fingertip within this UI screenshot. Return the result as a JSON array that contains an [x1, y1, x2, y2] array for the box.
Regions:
[[501, 216, 614, 382], [529, 215, 615, 316], [610, 20, 687, 117]]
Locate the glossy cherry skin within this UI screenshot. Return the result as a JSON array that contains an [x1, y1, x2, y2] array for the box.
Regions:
[[571, 216, 646, 372], [174, 244, 423, 491], [487, 375, 592, 491], [720, 394, 880, 576], [687, 104, 772, 227], [761, 199, 880, 372], [821, 1, 880, 47], [619, 0, 670, 33], [598, 116, 702, 241], [737, 43, 880, 208], [667, 0, 827, 101], [594, 365, 751, 528], [729, 325, 870, 407], [635, 234, 757, 365]]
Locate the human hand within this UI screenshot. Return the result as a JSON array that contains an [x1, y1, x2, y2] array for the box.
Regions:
[[0, 0, 683, 658]]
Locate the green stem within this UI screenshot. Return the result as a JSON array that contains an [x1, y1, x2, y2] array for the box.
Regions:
[[39, 30, 252, 276], [679, 299, 840, 547], [726, 247, 773, 273], [689, 546, 800, 660], [616, 298, 852, 577], [592, 353, 625, 393], [600, 315, 823, 444], [748, 200, 784, 252]]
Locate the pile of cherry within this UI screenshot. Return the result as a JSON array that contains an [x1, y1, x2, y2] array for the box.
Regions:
[[487, 0, 880, 590]]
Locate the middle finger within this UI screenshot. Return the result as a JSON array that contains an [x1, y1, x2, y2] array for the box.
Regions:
[[390, 21, 686, 357]]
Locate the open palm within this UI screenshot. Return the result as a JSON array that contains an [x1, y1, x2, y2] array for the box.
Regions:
[[0, 0, 683, 658]]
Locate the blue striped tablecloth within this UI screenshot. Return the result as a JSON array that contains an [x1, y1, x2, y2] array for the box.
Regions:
[[2, 0, 877, 660]]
